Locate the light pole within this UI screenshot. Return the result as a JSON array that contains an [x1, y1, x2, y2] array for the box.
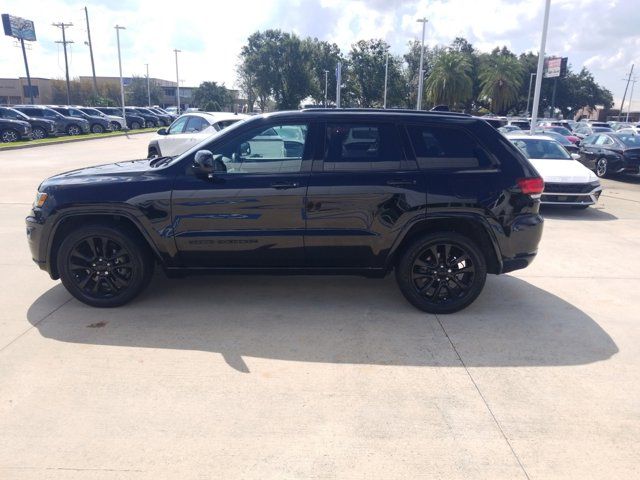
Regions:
[[324, 69, 329, 107], [416, 17, 428, 110], [383, 51, 389, 109], [115, 25, 126, 126], [145, 63, 151, 107], [526, 72, 536, 116], [530, 0, 551, 133], [174, 49, 181, 113], [626, 77, 637, 122]]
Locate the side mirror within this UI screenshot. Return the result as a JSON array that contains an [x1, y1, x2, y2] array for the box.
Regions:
[[157, 127, 168, 135], [571, 153, 580, 160], [194, 150, 226, 178]]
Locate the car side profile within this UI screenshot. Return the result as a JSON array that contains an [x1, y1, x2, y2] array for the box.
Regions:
[[0, 116, 32, 142], [26, 110, 544, 313], [577, 132, 640, 177], [96, 107, 146, 130], [50, 106, 111, 134], [148, 112, 249, 157], [14, 105, 90, 135], [0, 106, 57, 139]]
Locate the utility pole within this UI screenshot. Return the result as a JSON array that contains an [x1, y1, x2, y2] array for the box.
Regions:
[[52, 22, 74, 105], [619, 64, 634, 121], [383, 51, 389, 109], [530, 0, 551, 133], [115, 25, 126, 125], [626, 77, 637, 122], [416, 17, 428, 110], [17, 38, 35, 104], [145, 63, 151, 107], [323, 70, 329, 107], [526, 72, 536, 116], [335, 62, 342, 108], [84, 7, 98, 95], [174, 49, 181, 113]]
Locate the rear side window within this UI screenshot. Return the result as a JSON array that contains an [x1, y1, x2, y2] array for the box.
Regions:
[[323, 123, 402, 172], [185, 116, 209, 133], [21, 108, 41, 117], [406, 124, 494, 169]]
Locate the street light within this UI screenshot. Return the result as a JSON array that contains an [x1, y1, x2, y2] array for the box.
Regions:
[[145, 63, 150, 107], [174, 49, 181, 112], [416, 17, 428, 110], [530, 0, 551, 133], [323, 69, 329, 107], [383, 51, 389, 109], [526, 72, 536, 116], [114, 25, 126, 126]]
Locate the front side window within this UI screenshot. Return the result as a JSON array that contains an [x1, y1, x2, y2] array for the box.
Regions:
[[210, 123, 308, 174], [69, 108, 84, 117], [407, 124, 493, 169], [168, 116, 189, 134], [42, 109, 60, 119], [184, 116, 210, 133], [323, 123, 401, 172]]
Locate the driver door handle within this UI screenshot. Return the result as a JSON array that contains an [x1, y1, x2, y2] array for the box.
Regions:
[[386, 179, 417, 186], [270, 181, 299, 190]]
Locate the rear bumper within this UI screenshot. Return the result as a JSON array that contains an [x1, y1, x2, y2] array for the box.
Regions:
[[499, 213, 544, 274]]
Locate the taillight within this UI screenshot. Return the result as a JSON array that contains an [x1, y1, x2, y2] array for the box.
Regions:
[[517, 177, 544, 195]]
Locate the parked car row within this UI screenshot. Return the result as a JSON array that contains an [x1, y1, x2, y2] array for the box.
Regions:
[[0, 104, 177, 143]]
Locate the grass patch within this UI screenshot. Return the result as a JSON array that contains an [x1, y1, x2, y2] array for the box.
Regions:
[[0, 128, 157, 149]]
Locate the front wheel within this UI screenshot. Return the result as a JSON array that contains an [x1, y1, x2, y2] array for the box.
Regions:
[[66, 124, 81, 136], [110, 121, 121, 131], [1, 129, 19, 142], [131, 121, 141, 130], [91, 124, 105, 134], [395, 233, 487, 314], [32, 126, 47, 139], [57, 224, 154, 307], [595, 157, 609, 178]]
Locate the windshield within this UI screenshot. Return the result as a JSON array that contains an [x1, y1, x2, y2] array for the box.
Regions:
[[548, 126, 572, 136], [539, 131, 572, 145], [615, 134, 640, 147], [511, 138, 572, 160]]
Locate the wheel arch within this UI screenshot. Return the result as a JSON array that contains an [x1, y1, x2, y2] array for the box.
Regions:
[[387, 215, 502, 274]]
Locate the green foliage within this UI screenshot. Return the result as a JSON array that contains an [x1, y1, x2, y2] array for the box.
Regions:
[[193, 81, 234, 111], [424, 50, 473, 108], [479, 52, 523, 114], [125, 76, 162, 106]]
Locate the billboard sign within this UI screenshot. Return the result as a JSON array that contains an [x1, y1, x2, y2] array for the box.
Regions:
[[1, 14, 36, 41], [544, 57, 562, 78]]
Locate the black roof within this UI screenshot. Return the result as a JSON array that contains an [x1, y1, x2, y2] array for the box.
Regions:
[[300, 107, 471, 118]]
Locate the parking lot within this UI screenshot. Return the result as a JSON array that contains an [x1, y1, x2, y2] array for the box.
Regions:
[[0, 134, 639, 479]]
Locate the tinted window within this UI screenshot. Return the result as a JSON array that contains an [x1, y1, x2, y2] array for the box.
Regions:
[[216, 119, 241, 130], [323, 123, 401, 172], [0, 108, 27, 120], [616, 134, 640, 147], [407, 124, 493, 169], [595, 135, 612, 146], [20, 108, 41, 117], [184, 116, 210, 133], [211, 123, 308, 174]]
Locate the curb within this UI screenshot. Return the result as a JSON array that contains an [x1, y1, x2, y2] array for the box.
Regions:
[[0, 129, 156, 152]]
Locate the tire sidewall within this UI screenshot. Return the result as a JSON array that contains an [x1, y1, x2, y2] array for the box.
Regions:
[[131, 121, 140, 129], [396, 232, 487, 314], [32, 127, 46, 139], [57, 225, 152, 308], [67, 125, 80, 135], [1, 129, 18, 142], [596, 158, 608, 178], [91, 124, 104, 134]]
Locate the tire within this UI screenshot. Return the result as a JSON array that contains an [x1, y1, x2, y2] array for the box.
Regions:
[[66, 124, 81, 136], [395, 232, 487, 314], [91, 124, 105, 134], [131, 121, 141, 130], [110, 121, 121, 131], [147, 120, 156, 128], [148, 147, 159, 158], [57, 224, 154, 307], [595, 157, 608, 178], [32, 126, 47, 139], [0, 129, 19, 142]]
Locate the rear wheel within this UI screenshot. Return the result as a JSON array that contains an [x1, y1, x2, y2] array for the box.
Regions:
[[0, 129, 19, 142], [91, 124, 105, 134], [32, 126, 47, 139], [131, 121, 141, 130], [66, 124, 81, 136], [595, 157, 609, 178], [57, 224, 154, 307], [395, 233, 487, 314], [110, 121, 121, 131]]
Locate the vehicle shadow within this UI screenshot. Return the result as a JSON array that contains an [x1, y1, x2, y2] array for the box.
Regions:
[[28, 274, 618, 372], [540, 204, 617, 221], [608, 173, 640, 185]]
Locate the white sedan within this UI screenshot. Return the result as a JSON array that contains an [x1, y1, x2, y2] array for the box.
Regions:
[[147, 112, 249, 157], [508, 133, 602, 208]]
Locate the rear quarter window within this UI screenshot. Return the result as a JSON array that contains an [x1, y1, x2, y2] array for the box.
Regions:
[[406, 124, 496, 169]]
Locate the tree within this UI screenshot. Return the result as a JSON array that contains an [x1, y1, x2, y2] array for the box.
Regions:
[[424, 50, 473, 108], [125, 76, 162, 106], [307, 39, 343, 105], [479, 52, 523, 114], [236, 62, 256, 113], [193, 81, 234, 111]]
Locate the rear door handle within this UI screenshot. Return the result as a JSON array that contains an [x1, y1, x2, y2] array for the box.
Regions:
[[270, 181, 299, 190], [386, 179, 417, 186]]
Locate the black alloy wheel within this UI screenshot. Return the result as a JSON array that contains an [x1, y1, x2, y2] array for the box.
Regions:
[[67, 125, 81, 135], [1, 129, 19, 142], [91, 124, 105, 134], [396, 233, 487, 314], [131, 121, 141, 130], [110, 121, 121, 131], [595, 157, 608, 178], [57, 225, 153, 307], [32, 126, 47, 139]]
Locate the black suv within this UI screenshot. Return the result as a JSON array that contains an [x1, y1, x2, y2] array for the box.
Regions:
[[0, 116, 32, 142], [0, 106, 57, 139], [96, 107, 146, 130], [14, 105, 90, 135], [126, 107, 160, 127], [49, 106, 111, 134], [26, 110, 544, 313]]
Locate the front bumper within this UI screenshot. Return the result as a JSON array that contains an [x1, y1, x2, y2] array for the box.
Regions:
[[541, 182, 602, 206], [26, 210, 48, 272]]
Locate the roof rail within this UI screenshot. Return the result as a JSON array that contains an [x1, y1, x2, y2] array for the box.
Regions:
[[300, 107, 471, 117]]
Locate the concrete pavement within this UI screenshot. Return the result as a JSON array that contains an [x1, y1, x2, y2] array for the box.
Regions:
[[0, 134, 638, 479]]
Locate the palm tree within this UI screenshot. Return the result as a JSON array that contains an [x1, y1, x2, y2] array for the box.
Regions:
[[479, 55, 523, 114], [424, 51, 473, 108]]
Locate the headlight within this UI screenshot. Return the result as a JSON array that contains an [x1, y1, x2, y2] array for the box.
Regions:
[[34, 192, 48, 208]]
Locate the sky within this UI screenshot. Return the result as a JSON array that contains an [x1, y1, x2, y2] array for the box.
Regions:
[[1, 0, 639, 110]]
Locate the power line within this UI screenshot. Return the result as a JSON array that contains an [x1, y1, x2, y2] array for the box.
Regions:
[[52, 21, 74, 104]]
